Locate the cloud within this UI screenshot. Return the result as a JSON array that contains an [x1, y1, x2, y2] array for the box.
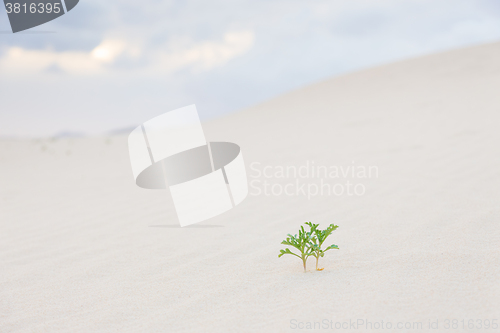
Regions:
[[0, 39, 132, 75], [90, 39, 130, 63], [0, 46, 104, 75], [154, 30, 255, 73], [0, 30, 254, 77]]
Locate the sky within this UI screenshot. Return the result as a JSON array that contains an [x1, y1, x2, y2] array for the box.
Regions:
[[1, 0, 500, 137]]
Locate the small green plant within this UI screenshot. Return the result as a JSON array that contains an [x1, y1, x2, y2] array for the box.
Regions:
[[305, 222, 339, 271], [278, 225, 314, 272], [279, 222, 339, 272]]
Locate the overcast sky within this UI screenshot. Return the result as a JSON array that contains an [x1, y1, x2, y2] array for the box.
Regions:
[[1, 0, 500, 137]]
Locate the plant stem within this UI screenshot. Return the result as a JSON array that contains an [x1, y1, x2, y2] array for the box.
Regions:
[[316, 256, 319, 270], [302, 258, 307, 272]]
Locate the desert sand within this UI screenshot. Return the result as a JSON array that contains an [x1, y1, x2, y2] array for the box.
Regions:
[[1, 42, 500, 332]]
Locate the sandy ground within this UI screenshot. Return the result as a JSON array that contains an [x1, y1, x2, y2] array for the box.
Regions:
[[1, 42, 500, 332]]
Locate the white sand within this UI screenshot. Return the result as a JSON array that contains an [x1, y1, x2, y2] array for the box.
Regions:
[[2, 42, 500, 332]]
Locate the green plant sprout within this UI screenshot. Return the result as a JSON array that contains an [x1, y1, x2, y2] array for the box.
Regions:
[[279, 222, 340, 272], [279, 225, 314, 272], [305, 222, 339, 271]]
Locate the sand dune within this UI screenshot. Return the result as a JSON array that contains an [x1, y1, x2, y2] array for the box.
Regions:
[[2, 42, 500, 332]]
